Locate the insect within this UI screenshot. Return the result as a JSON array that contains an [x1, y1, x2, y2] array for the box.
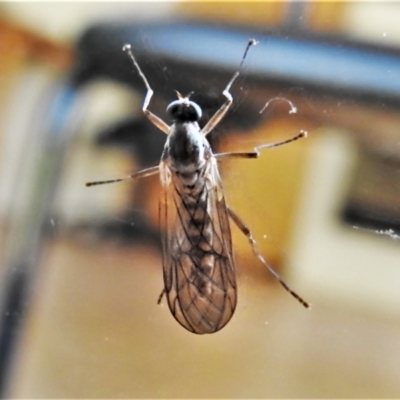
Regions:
[[86, 39, 310, 334]]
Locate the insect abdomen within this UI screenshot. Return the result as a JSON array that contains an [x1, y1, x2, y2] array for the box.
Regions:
[[165, 176, 237, 334]]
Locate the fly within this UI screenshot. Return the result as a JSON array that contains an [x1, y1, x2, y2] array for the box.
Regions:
[[86, 39, 310, 334]]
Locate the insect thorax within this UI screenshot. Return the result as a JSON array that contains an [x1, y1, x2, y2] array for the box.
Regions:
[[164, 121, 210, 175]]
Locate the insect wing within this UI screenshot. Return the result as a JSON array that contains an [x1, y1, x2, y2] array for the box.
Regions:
[[159, 158, 237, 334]]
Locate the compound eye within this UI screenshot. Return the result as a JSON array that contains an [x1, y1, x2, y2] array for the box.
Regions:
[[189, 101, 202, 120], [166, 100, 181, 117], [166, 100, 202, 122]]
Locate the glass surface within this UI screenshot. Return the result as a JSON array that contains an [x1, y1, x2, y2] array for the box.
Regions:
[[1, 2, 400, 398]]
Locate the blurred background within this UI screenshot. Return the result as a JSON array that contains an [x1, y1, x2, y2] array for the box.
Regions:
[[1, 1, 400, 398]]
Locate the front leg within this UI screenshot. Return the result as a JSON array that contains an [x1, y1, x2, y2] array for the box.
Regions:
[[141, 86, 170, 134], [201, 38, 258, 136], [123, 44, 170, 134], [201, 72, 238, 136]]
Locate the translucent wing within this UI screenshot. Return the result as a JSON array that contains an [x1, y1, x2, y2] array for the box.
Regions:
[[159, 157, 237, 334]]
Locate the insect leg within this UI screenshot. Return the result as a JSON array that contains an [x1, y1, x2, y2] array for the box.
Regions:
[[216, 151, 259, 160], [86, 165, 159, 187], [201, 39, 258, 136], [200, 73, 238, 136], [227, 206, 310, 308], [157, 288, 166, 304], [123, 44, 170, 134], [215, 130, 307, 160]]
